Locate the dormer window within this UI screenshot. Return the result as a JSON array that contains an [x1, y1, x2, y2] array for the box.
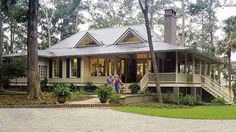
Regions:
[[75, 32, 100, 48], [115, 28, 145, 44]]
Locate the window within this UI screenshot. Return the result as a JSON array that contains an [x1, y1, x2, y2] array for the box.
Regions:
[[98, 59, 105, 76], [39, 65, 47, 78], [79, 35, 97, 47], [120, 31, 143, 44], [90, 58, 106, 76], [90, 58, 97, 76], [71, 58, 77, 77], [53, 59, 60, 78]]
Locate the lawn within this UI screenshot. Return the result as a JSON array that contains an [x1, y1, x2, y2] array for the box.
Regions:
[[113, 105, 236, 119]]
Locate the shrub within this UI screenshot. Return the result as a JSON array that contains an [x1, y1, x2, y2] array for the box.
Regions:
[[179, 95, 196, 105], [53, 83, 72, 98], [109, 94, 121, 104], [165, 92, 179, 104], [40, 78, 48, 92], [212, 96, 226, 104], [96, 84, 113, 103], [128, 83, 141, 94]]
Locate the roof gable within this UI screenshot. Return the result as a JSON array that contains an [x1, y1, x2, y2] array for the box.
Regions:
[[74, 32, 100, 48], [114, 28, 146, 44]]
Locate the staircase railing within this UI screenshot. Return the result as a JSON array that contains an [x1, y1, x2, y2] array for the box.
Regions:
[[139, 73, 148, 91], [200, 75, 233, 104]]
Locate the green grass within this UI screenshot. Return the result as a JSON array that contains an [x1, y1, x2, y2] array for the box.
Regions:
[[113, 105, 236, 119]]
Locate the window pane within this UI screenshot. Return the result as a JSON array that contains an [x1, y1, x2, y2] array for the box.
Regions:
[[39, 65, 47, 78], [71, 58, 77, 77], [53, 59, 59, 77], [98, 59, 105, 76], [90, 58, 97, 76]]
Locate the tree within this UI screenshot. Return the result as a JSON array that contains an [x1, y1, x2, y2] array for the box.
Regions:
[[217, 16, 236, 92], [52, 0, 82, 40], [188, 0, 219, 55], [84, 0, 141, 29], [0, 0, 18, 89], [27, 0, 41, 100], [0, 58, 26, 87], [4, 0, 27, 53], [138, 0, 163, 103]]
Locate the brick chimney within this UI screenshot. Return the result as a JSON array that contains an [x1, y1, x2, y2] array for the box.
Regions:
[[164, 9, 176, 45]]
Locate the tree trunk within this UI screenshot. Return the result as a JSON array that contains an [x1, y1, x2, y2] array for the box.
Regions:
[[47, 20, 51, 47], [0, 7, 3, 90], [27, 0, 41, 100], [139, 0, 163, 103], [228, 50, 232, 92], [181, 0, 185, 46], [209, 0, 214, 55]]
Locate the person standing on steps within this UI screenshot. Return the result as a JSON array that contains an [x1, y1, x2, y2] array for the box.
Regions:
[[107, 74, 114, 87], [114, 75, 123, 93]]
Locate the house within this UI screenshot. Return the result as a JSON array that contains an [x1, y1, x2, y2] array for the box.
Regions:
[[4, 9, 234, 103]]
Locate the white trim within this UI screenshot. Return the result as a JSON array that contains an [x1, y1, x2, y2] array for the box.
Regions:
[[74, 32, 101, 48], [114, 28, 146, 45]]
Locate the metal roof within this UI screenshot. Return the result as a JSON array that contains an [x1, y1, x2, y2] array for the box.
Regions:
[[3, 24, 221, 64]]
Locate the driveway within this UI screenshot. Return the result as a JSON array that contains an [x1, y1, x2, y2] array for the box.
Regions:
[[0, 108, 236, 132]]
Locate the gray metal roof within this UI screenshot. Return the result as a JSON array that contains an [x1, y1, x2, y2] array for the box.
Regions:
[[7, 24, 223, 63], [47, 24, 163, 49]]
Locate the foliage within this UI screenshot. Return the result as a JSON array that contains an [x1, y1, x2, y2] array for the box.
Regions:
[[53, 83, 72, 98], [211, 96, 226, 104], [179, 95, 196, 105], [96, 84, 113, 100], [188, 0, 219, 55], [114, 106, 236, 119], [40, 77, 48, 92], [109, 93, 121, 104], [0, 58, 26, 82], [128, 83, 141, 94], [165, 92, 179, 104]]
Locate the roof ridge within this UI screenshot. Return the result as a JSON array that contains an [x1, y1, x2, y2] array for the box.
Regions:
[[83, 24, 145, 32]]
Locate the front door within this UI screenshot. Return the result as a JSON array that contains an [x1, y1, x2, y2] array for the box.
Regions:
[[136, 60, 147, 82]]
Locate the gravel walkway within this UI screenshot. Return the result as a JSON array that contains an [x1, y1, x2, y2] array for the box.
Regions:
[[0, 108, 236, 132]]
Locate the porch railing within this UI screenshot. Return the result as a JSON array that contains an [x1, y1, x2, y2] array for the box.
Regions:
[[147, 73, 176, 82]]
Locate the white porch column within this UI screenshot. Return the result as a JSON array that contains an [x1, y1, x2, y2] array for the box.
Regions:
[[105, 58, 108, 76], [62, 58, 66, 78], [81, 56, 85, 82], [176, 51, 178, 82], [146, 53, 149, 74], [192, 55, 195, 82], [209, 64, 212, 77], [184, 53, 187, 74], [114, 56, 117, 75]]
